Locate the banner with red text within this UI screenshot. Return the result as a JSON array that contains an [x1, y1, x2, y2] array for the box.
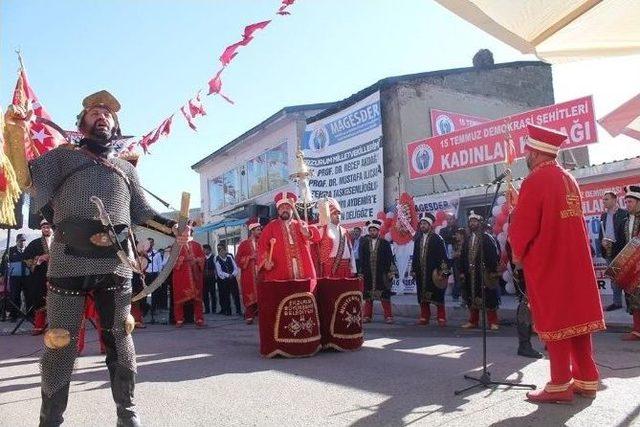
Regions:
[[580, 176, 640, 294], [408, 96, 597, 179], [430, 109, 489, 136]]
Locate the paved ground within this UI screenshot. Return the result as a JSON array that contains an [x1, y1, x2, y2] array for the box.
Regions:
[[1, 313, 639, 427], [387, 293, 633, 327]]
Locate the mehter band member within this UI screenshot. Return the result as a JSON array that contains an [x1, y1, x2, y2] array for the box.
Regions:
[[258, 192, 320, 285], [411, 212, 449, 326], [460, 211, 501, 330], [510, 124, 605, 403], [317, 198, 357, 279], [620, 185, 640, 341], [236, 217, 262, 324], [359, 219, 395, 324]]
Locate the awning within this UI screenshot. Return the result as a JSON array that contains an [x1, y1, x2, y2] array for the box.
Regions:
[[194, 218, 246, 234], [434, 0, 640, 63], [598, 93, 640, 141]]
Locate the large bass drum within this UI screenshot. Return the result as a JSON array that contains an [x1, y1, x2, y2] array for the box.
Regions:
[[606, 237, 640, 293], [315, 277, 364, 351], [256, 279, 321, 358]]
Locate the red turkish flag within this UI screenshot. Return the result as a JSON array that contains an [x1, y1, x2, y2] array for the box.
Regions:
[[220, 41, 243, 66], [12, 67, 52, 121], [207, 69, 234, 104], [11, 65, 63, 159], [140, 115, 174, 153], [188, 92, 206, 118], [243, 20, 271, 39], [277, 0, 295, 15], [180, 105, 197, 131]]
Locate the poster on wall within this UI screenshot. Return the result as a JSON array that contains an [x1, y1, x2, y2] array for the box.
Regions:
[[579, 176, 640, 295], [430, 109, 489, 136], [408, 96, 598, 179], [302, 91, 383, 226]]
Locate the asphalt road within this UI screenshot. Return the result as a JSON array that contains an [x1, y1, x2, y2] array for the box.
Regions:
[[1, 315, 639, 426]]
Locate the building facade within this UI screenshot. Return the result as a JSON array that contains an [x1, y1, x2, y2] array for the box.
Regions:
[[192, 57, 597, 248]]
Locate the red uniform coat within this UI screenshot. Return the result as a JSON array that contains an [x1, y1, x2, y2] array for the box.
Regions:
[[510, 161, 605, 341], [257, 219, 320, 286], [236, 237, 260, 308], [172, 240, 205, 304], [318, 224, 356, 278]]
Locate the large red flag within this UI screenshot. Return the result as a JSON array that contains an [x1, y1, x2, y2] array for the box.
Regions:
[[11, 64, 64, 160]]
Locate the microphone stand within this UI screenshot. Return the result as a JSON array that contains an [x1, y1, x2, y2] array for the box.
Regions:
[[454, 179, 536, 396]]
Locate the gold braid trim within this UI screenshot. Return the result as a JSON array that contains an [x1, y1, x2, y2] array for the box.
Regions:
[[538, 319, 606, 342]]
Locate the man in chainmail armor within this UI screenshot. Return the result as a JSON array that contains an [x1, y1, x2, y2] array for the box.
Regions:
[[29, 90, 185, 427]]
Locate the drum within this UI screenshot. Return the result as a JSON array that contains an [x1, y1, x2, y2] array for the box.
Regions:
[[256, 279, 321, 358], [606, 237, 640, 293], [315, 277, 364, 351]]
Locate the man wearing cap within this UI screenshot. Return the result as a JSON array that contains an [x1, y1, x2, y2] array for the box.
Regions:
[[359, 219, 395, 323], [317, 198, 357, 278], [510, 124, 605, 403], [598, 191, 628, 312], [28, 90, 187, 426], [23, 220, 54, 335], [237, 218, 262, 324], [460, 211, 501, 330], [620, 185, 640, 341], [411, 212, 449, 326], [0, 233, 31, 322], [258, 192, 320, 285]]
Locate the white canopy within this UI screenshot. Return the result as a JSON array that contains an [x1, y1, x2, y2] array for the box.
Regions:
[[434, 0, 640, 63]]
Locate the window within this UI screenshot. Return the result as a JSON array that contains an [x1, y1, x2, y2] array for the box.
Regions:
[[208, 177, 224, 212], [247, 154, 268, 197], [266, 142, 289, 190]]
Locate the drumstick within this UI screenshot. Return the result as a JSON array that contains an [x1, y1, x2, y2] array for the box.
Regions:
[[268, 238, 276, 264]]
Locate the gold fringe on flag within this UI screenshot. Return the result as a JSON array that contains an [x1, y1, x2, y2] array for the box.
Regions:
[[3, 105, 32, 189], [0, 108, 22, 226]]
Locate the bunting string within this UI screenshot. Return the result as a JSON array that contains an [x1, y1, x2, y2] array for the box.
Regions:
[[137, 0, 296, 154]]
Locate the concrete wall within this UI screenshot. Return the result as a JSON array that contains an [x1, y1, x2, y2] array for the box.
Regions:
[[381, 63, 590, 209]]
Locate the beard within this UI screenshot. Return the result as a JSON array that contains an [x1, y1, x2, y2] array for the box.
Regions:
[[279, 211, 291, 221], [85, 119, 114, 141], [525, 154, 533, 171]]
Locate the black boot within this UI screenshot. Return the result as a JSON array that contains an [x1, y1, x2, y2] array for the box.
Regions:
[[39, 385, 70, 427], [517, 322, 543, 359], [109, 366, 141, 427]]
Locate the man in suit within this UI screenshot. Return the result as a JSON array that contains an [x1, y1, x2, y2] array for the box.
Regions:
[[202, 244, 217, 314], [0, 233, 31, 322], [598, 191, 629, 311]]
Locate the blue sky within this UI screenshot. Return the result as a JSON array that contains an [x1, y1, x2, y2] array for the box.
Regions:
[[3, 0, 639, 210]]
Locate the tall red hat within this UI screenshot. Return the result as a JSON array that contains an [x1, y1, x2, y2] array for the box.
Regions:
[[274, 191, 297, 208], [246, 216, 261, 231], [525, 124, 567, 156]]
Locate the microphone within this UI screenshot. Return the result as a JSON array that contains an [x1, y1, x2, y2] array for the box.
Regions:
[[491, 168, 511, 184]]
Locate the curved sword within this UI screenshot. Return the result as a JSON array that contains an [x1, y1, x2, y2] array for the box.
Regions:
[[132, 192, 190, 302]]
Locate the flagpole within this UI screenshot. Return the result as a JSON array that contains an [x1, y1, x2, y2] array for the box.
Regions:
[[16, 50, 25, 71]]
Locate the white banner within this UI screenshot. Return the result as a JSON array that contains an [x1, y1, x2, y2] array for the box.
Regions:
[[302, 92, 383, 226], [413, 193, 460, 218]]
